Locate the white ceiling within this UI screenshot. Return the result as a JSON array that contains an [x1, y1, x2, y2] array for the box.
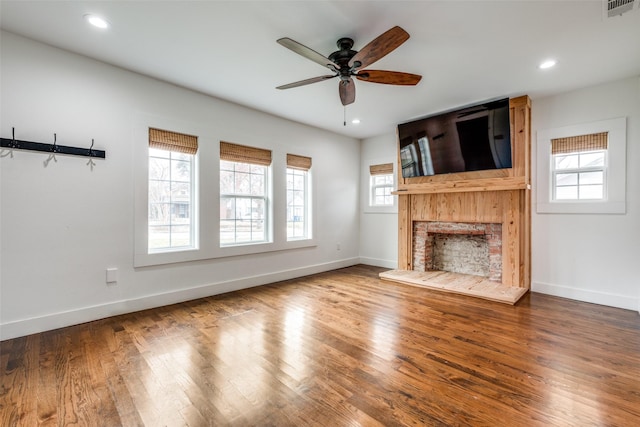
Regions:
[[1, 1, 639, 139]]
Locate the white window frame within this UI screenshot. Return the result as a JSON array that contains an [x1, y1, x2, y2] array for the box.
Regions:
[[148, 148, 196, 252], [369, 173, 394, 207], [286, 167, 311, 241], [363, 161, 397, 214], [133, 118, 317, 268], [219, 160, 271, 246], [537, 117, 626, 214], [551, 150, 607, 201]]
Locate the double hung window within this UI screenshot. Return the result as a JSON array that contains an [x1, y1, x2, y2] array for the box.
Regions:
[[536, 117, 625, 214], [369, 163, 394, 207], [551, 132, 607, 201], [286, 154, 312, 240], [219, 142, 271, 246], [147, 128, 197, 252]]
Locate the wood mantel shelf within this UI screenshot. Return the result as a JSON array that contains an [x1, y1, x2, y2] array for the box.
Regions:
[[393, 176, 529, 195], [380, 270, 529, 305]]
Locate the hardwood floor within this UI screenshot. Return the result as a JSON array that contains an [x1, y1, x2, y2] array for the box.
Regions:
[[2, 265, 639, 426]]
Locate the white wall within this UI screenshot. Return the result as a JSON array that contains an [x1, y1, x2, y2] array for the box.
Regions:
[[2, 32, 637, 341], [360, 77, 640, 312], [0, 32, 361, 340], [531, 76, 640, 312], [359, 132, 398, 268]]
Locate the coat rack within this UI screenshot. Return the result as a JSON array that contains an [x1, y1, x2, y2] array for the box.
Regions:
[[1, 128, 106, 159]]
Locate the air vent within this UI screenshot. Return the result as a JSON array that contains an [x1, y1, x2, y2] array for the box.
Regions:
[[604, 0, 636, 17]]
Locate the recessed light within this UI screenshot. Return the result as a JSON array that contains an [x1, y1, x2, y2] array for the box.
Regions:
[[84, 14, 109, 29], [351, 118, 361, 124], [539, 59, 557, 69]]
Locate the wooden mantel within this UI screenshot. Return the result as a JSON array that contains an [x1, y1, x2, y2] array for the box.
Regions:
[[393, 176, 529, 195], [386, 96, 531, 301]]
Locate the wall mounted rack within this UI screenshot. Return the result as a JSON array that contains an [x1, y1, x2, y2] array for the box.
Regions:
[[1, 128, 106, 159]]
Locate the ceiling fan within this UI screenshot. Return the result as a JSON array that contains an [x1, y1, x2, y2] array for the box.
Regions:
[[276, 26, 422, 106]]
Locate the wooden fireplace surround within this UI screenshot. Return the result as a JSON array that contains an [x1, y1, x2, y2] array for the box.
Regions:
[[393, 95, 531, 289]]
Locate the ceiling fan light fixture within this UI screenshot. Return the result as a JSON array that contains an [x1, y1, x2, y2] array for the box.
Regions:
[[351, 118, 361, 124], [84, 14, 109, 29]]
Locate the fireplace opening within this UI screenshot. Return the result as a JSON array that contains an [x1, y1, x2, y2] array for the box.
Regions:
[[413, 221, 502, 282], [432, 233, 489, 277]]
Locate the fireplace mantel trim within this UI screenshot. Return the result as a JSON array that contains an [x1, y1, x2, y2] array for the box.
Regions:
[[393, 176, 529, 195]]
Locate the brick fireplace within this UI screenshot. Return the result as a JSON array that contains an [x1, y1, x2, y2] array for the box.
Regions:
[[412, 222, 503, 282]]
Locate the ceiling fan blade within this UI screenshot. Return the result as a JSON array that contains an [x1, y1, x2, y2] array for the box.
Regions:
[[276, 74, 337, 90], [339, 78, 355, 106], [356, 70, 422, 85], [277, 37, 340, 70], [348, 26, 410, 70]]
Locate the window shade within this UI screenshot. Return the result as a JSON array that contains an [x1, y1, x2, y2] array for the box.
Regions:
[[369, 163, 394, 175], [149, 128, 198, 155], [220, 141, 272, 166], [286, 154, 312, 171], [551, 132, 608, 155]]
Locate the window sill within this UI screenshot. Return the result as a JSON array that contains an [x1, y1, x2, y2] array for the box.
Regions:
[[134, 238, 317, 267], [363, 206, 398, 214], [536, 200, 625, 215], [362, 203, 398, 214]]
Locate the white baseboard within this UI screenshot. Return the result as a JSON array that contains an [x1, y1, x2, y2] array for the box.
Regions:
[[358, 257, 398, 269], [532, 280, 639, 312], [0, 257, 360, 341]]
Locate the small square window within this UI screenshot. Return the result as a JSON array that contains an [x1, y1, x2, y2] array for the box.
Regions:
[[369, 163, 395, 207], [537, 117, 626, 214], [552, 150, 607, 201], [370, 174, 394, 206]]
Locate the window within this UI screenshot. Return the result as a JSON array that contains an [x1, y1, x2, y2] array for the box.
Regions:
[[369, 163, 394, 206], [219, 142, 271, 246], [537, 117, 626, 214], [148, 128, 197, 252], [551, 132, 607, 200], [286, 154, 312, 240], [136, 124, 317, 267]]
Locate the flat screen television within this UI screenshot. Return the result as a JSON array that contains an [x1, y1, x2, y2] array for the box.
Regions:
[[397, 98, 512, 178]]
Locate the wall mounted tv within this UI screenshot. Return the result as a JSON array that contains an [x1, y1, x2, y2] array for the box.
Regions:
[[398, 98, 512, 178]]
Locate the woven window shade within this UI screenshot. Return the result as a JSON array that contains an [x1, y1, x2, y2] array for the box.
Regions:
[[220, 141, 272, 166], [287, 154, 312, 171], [551, 132, 608, 155], [370, 163, 394, 175], [149, 128, 198, 155]]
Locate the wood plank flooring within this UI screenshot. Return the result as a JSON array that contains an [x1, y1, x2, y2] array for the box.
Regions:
[[1, 265, 639, 426]]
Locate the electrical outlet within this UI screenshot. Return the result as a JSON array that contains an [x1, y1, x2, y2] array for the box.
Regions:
[[106, 267, 118, 284]]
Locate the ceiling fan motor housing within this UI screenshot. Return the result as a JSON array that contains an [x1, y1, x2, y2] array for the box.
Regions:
[[329, 37, 358, 73]]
